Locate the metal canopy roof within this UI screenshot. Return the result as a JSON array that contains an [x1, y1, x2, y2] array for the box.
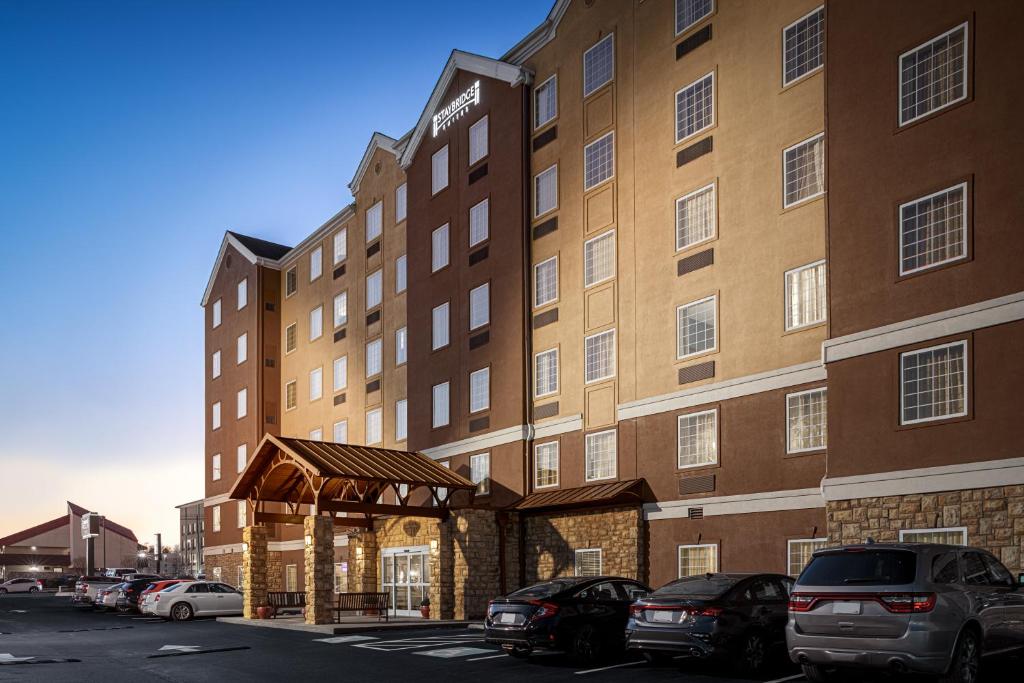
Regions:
[[509, 479, 650, 513]]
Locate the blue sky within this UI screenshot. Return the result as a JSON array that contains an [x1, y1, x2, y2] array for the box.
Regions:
[[0, 0, 552, 544]]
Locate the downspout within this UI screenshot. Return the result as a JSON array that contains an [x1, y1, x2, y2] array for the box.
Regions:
[[518, 79, 534, 592]]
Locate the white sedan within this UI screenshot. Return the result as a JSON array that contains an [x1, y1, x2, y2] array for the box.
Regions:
[[0, 578, 43, 594], [153, 581, 243, 621]]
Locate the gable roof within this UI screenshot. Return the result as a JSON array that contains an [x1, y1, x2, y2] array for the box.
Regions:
[[0, 503, 139, 547], [227, 231, 292, 260], [66, 502, 139, 543], [502, 0, 571, 65], [348, 132, 408, 195], [200, 231, 293, 306]]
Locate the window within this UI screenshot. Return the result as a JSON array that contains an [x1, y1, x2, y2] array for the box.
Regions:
[[365, 202, 382, 243], [309, 367, 323, 401], [395, 327, 407, 366], [432, 302, 449, 350], [583, 34, 614, 97], [237, 278, 248, 310], [535, 442, 559, 488], [212, 453, 222, 481], [585, 429, 617, 481], [395, 399, 408, 441], [212, 350, 221, 379], [285, 381, 297, 411], [676, 183, 716, 250], [237, 388, 247, 418], [676, 0, 713, 35], [900, 183, 968, 275], [432, 382, 450, 428], [395, 183, 407, 223], [783, 133, 825, 208], [675, 72, 714, 143], [333, 292, 348, 328], [534, 256, 558, 307], [285, 323, 297, 353], [212, 298, 222, 328], [333, 228, 347, 264], [471, 453, 490, 495], [899, 527, 967, 545], [584, 230, 615, 287], [431, 145, 449, 194], [584, 131, 614, 190], [395, 254, 407, 293], [785, 261, 827, 330], [469, 198, 489, 247], [469, 283, 490, 330], [469, 115, 488, 165], [677, 296, 717, 358], [787, 388, 828, 453], [310, 246, 323, 281], [236, 333, 247, 364], [469, 367, 490, 413], [584, 329, 616, 383], [212, 505, 221, 533], [783, 6, 825, 86], [575, 549, 602, 577], [678, 544, 717, 577], [534, 75, 557, 129], [900, 341, 967, 424], [534, 165, 558, 218], [899, 23, 968, 127], [431, 224, 449, 272], [678, 409, 717, 468], [285, 565, 297, 592], [212, 401, 222, 429], [334, 563, 345, 593], [366, 270, 382, 310], [333, 356, 347, 392], [366, 339, 382, 377], [309, 305, 323, 341], [237, 501, 246, 529], [333, 419, 348, 444], [535, 349, 559, 397], [236, 443, 247, 473], [285, 267, 297, 297], [788, 539, 827, 576], [365, 408, 382, 445]]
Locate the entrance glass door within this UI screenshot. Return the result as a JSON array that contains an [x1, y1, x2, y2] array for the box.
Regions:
[[381, 546, 430, 617]]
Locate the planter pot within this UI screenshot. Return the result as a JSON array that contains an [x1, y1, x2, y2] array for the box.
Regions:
[[420, 605, 430, 619], [256, 606, 272, 619]]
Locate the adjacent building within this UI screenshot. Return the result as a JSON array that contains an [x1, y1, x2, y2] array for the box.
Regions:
[[175, 499, 205, 577]]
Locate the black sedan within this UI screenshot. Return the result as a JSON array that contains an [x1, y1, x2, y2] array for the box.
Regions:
[[626, 573, 794, 675], [116, 577, 164, 612], [485, 575, 651, 663]]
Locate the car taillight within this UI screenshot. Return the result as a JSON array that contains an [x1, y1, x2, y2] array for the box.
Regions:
[[527, 600, 559, 620], [155, 594, 160, 601], [878, 593, 936, 613], [691, 606, 722, 617], [629, 604, 644, 617], [789, 593, 816, 612]]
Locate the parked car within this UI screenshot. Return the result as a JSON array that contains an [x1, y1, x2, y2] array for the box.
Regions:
[[626, 572, 794, 675], [116, 577, 164, 613], [152, 581, 243, 621], [139, 579, 193, 615], [73, 575, 123, 607], [103, 568, 137, 579], [484, 576, 651, 663], [95, 583, 128, 611], [0, 578, 44, 594], [787, 542, 1024, 683]]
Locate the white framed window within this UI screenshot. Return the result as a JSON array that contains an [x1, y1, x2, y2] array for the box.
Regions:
[[309, 367, 323, 402], [899, 183, 968, 275], [284, 564, 296, 592], [212, 505, 221, 533], [237, 278, 248, 310], [212, 401, 221, 430], [333, 227, 347, 264], [284, 381, 297, 411], [585, 429, 617, 481], [285, 267, 297, 297], [535, 348, 559, 397], [237, 500, 247, 529], [574, 548, 602, 576], [583, 34, 614, 97], [310, 246, 323, 281], [788, 538, 828, 576], [395, 327, 408, 366], [678, 544, 718, 577], [469, 115, 488, 165], [431, 144, 449, 194], [236, 388, 247, 419], [333, 419, 348, 444], [469, 367, 490, 413], [535, 441, 559, 488], [365, 408, 382, 445], [236, 332, 247, 364], [366, 339, 382, 377], [534, 164, 558, 218], [899, 527, 967, 545], [365, 201, 383, 243], [584, 131, 614, 190], [469, 283, 490, 330], [212, 350, 221, 379], [584, 230, 615, 287], [783, 133, 825, 208], [212, 298, 222, 328], [534, 74, 557, 129], [309, 305, 323, 341], [677, 409, 717, 468], [366, 270, 382, 309], [285, 323, 297, 353], [432, 381, 450, 428], [469, 198, 489, 247], [900, 340, 967, 425], [783, 6, 825, 86], [431, 224, 449, 272], [675, 72, 714, 143], [395, 183, 407, 223], [785, 260, 827, 330], [236, 443, 247, 473], [787, 388, 827, 453], [211, 453, 221, 481], [676, 183, 716, 250], [395, 399, 408, 441], [333, 356, 347, 392], [584, 329, 616, 383], [432, 302, 450, 350], [677, 295, 717, 358], [333, 291, 348, 328], [534, 256, 558, 308], [676, 0, 713, 35], [395, 254, 407, 293], [899, 22, 968, 127]]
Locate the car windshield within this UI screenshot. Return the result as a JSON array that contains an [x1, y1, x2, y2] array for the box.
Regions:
[[800, 550, 917, 586], [652, 575, 739, 598], [507, 578, 590, 600]]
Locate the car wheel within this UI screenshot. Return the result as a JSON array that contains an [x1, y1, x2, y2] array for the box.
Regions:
[[939, 629, 980, 683], [507, 646, 531, 659], [28, 587, 39, 593], [801, 663, 829, 682], [171, 602, 194, 622], [571, 624, 603, 665], [736, 632, 767, 675], [0, 588, 7, 594]]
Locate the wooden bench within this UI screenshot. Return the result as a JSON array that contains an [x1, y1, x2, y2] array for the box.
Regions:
[[267, 591, 306, 617], [332, 592, 390, 622]]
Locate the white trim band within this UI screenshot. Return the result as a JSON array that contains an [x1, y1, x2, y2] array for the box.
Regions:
[[534, 413, 583, 439], [822, 457, 1024, 501], [203, 493, 232, 508], [644, 487, 824, 520], [421, 424, 529, 460]]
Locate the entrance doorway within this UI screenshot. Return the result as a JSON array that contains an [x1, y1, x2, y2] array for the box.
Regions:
[[380, 546, 429, 617]]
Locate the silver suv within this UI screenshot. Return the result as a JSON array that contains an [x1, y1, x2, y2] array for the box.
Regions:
[[786, 543, 1024, 683]]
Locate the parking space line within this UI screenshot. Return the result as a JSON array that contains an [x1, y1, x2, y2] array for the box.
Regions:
[[574, 660, 645, 675], [466, 653, 506, 662], [763, 675, 805, 683], [313, 635, 378, 644]]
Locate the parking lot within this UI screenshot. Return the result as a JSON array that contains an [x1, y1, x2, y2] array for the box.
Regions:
[[1, 594, 1021, 682]]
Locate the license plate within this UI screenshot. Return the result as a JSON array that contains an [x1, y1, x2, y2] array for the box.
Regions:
[[833, 601, 861, 615], [651, 610, 676, 623], [499, 612, 518, 624]]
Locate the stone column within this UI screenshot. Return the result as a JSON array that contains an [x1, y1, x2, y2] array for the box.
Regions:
[[242, 525, 268, 619], [304, 515, 334, 625], [349, 530, 378, 593]]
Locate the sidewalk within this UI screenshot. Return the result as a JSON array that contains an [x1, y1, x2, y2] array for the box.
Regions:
[[217, 614, 478, 635]]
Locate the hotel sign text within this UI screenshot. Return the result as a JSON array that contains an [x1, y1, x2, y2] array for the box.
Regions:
[[432, 80, 480, 137]]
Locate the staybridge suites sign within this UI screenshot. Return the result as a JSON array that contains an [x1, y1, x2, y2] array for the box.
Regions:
[[432, 80, 480, 137]]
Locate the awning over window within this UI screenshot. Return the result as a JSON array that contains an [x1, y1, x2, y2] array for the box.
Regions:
[[509, 479, 650, 513]]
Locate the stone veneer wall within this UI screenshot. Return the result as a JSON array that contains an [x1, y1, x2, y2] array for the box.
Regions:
[[523, 506, 646, 584], [209, 552, 242, 586], [447, 509, 504, 620], [828, 485, 1024, 572], [304, 516, 335, 624]]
